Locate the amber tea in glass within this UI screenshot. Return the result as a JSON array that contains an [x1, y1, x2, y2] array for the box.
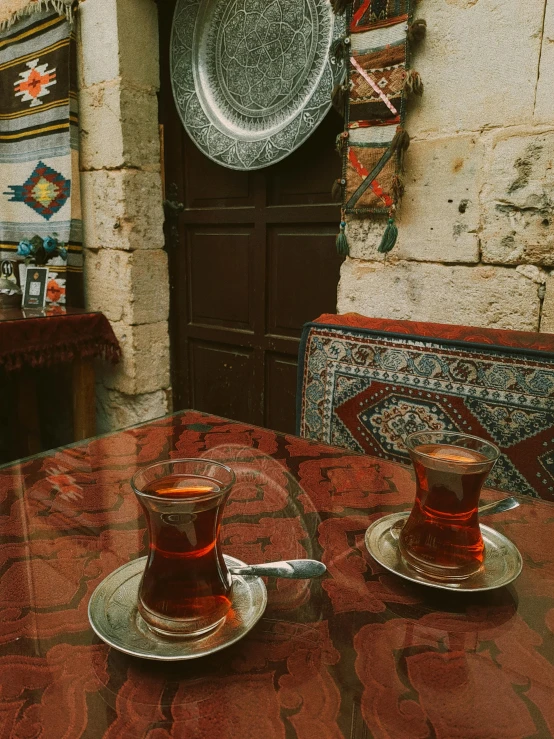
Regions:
[[131, 459, 235, 637], [399, 432, 500, 580]]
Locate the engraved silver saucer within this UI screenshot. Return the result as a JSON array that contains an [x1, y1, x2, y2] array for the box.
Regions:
[[88, 555, 267, 660], [365, 513, 523, 592]]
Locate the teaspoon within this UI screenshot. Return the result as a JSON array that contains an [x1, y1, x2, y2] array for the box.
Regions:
[[228, 559, 326, 579]]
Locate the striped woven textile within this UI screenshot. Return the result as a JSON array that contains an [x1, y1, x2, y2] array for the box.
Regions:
[[0, 4, 83, 306], [0, 0, 73, 33]]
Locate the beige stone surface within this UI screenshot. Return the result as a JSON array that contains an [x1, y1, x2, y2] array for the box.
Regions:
[[534, 0, 554, 124], [84, 249, 127, 323], [117, 0, 160, 91], [337, 259, 542, 330], [125, 250, 170, 325], [84, 249, 169, 325], [104, 321, 170, 395], [481, 130, 554, 265], [81, 169, 164, 251], [96, 386, 168, 434], [408, 0, 545, 135], [79, 81, 160, 170], [78, 0, 120, 88], [78, 0, 159, 91], [347, 135, 482, 263]]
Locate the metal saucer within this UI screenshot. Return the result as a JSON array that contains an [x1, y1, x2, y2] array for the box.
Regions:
[[88, 555, 267, 661], [365, 513, 523, 592]]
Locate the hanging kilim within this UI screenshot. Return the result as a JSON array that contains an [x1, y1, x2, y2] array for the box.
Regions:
[[0, 1, 83, 306], [330, 0, 426, 255]]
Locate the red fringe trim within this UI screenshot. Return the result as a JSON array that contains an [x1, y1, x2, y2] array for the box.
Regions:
[[3, 340, 121, 372]]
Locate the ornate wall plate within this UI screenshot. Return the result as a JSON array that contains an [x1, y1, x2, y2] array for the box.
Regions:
[[170, 0, 346, 170]]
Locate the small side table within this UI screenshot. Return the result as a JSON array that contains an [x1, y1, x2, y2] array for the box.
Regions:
[[0, 307, 121, 457]]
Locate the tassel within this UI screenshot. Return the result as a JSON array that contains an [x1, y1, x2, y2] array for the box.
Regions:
[[390, 128, 410, 153], [407, 19, 427, 44], [378, 218, 398, 254], [331, 179, 343, 202], [392, 175, 405, 202], [390, 127, 411, 173], [330, 37, 345, 61], [331, 0, 353, 15], [404, 70, 424, 96], [335, 131, 349, 157], [332, 82, 349, 115], [336, 220, 349, 256]]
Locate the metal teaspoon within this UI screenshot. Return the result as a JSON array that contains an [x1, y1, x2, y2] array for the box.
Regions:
[[228, 559, 326, 579]]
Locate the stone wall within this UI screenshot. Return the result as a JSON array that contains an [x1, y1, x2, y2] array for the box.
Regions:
[[339, 0, 554, 333], [77, 0, 171, 432], [75, 0, 553, 432]]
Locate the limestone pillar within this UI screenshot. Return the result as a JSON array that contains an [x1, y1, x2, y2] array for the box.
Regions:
[[77, 0, 171, 431]]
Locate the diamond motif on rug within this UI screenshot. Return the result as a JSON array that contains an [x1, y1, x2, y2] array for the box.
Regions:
[[301, 324, 554, 500], [361, 394, 459, 461], [4, 161, 70, 220], [14, 58, 57, 108]]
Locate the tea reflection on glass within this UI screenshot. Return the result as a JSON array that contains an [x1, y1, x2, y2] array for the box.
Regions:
[[399, 432, 500, 581], [131, 459, 235, 637]]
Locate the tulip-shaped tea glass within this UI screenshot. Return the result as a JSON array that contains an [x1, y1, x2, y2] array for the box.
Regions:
[[131, 459, 235, 637], [399, 431, 500, 580]]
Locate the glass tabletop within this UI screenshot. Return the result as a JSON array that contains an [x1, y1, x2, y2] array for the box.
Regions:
[[1, 410, 553, 738]]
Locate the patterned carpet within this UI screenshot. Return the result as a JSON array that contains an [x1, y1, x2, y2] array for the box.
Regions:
[[298, 314, 554, 501]]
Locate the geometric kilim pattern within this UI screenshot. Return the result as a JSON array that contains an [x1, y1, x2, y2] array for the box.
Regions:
[[4, 161, 70, 220], [14, 58, 57, 108], [298, 315, 554, 501], [0, 9, 83, 306]]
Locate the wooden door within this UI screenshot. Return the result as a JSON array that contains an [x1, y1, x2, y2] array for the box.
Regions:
[[159, 2, 344, 434]]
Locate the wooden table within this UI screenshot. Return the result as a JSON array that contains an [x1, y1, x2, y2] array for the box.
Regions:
[[0, 307, 120, 456], [1, 411, 553, 738]]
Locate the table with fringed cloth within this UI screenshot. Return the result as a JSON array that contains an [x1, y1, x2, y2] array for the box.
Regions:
[[0, 307, 120, 457]]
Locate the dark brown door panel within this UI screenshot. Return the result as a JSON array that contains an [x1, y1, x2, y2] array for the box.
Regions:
[[188, 227, 255, 331], [189, 340, 261, 424], [264, 353, 298, 434], [184, 141, 252, 209], [159, 0, 344, 433], [266, 225, 341, 339]]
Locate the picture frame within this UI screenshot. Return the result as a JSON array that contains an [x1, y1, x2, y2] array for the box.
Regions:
[[22, 267, 48, 309]]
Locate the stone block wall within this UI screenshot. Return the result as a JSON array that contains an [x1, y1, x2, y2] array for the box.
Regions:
[[74, 0, 553, 433], [339, 0, 554, 333], [77, 0, 170, 432]]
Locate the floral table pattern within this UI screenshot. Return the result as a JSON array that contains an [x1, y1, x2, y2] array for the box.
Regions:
[[1, 411, 553, 738]]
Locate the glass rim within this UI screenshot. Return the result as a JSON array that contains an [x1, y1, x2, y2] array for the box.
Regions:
[[405, 431, 500, 464], [131, 457, 235, 501]]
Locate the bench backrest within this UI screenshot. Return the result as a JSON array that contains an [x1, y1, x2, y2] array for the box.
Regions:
[[298, 314, 554, 501]]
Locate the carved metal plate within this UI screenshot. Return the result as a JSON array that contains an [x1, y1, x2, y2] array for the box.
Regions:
[[170, 0, 346, 170]]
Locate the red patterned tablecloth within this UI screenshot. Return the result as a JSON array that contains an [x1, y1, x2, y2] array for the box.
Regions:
[[0, 307, 120, 371], [1, 411, 553, 738]]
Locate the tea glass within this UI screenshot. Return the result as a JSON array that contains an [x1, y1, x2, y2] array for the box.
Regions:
[[398, 431, 500, 580], [131, 458, 235, 637]]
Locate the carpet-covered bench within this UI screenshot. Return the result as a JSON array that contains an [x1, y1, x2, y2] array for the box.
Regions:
[[297, 313, 554, 501]]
